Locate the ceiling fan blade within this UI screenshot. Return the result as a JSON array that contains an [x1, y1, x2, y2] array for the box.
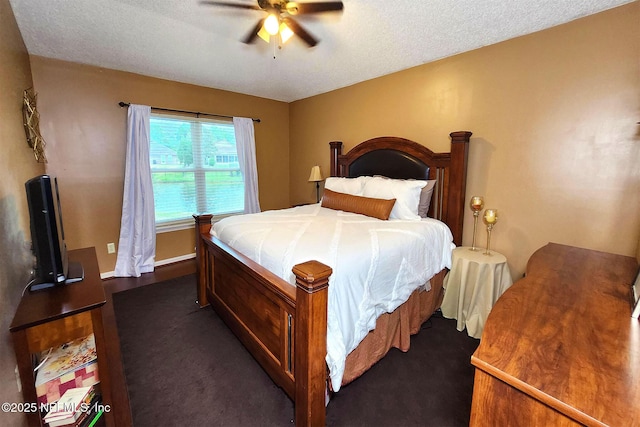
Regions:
[[243, 18, 266, 44], [282, 17, 318, 47], [199, 1, 262, 11], [285, 1, 343, 15]]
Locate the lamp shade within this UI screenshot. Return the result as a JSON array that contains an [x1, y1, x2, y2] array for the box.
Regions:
[[279, 22, 294, 44], [264, 14, 280, 35], [257, 26, 270, 43], [308, 165, 323, 182]]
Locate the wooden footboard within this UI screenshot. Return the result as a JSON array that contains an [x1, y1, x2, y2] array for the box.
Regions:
[[194, 214, 331, 426]]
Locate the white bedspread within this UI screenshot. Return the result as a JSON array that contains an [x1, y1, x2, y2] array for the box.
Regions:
[[211, 203, 454, 391]]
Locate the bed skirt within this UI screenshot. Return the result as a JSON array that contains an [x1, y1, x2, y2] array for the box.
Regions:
[[339, 269, 446, 387]]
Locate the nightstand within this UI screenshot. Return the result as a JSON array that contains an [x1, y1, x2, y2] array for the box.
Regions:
[[441, 246, 513, 339]]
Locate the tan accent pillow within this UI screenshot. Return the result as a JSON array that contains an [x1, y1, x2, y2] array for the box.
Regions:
[[321, 188, 395, 220]]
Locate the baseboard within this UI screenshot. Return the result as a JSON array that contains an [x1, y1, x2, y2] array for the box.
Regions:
[[100, 253, 196, 279]]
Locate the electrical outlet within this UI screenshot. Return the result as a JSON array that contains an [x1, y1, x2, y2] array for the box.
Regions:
[[107, 242, 116, 254]]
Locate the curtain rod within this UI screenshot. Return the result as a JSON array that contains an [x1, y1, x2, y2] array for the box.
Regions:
[[118, 102, 260, 123]]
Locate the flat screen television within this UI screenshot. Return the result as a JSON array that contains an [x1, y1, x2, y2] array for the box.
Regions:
[[25, 175, 83, 291]]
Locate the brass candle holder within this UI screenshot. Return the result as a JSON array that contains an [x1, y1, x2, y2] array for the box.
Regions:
[[483, 209, 498, 255], [469, 196, 484, 251]]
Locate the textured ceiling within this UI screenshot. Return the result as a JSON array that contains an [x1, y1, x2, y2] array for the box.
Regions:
[[9, 0, 635, 102]]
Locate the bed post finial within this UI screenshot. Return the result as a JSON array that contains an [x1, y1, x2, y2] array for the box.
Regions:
[[447, 131, 472, 246], [329, 141, 343, 177], [293, 260, 332, 427]]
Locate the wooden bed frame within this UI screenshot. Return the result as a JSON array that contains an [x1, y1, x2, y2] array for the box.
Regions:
[[194, 131, 471, 426]]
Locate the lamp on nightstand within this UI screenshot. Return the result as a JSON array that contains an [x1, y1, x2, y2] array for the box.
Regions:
[[308, 165, 323, 203]]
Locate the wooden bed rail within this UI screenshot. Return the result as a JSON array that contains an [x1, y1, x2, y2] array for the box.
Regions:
[[193, 214, 332, 426]]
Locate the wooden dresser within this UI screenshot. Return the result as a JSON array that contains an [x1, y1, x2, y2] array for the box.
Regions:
[[470, 243, 639, 426]]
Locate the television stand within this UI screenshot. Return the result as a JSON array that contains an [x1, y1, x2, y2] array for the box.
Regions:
[[10, 247, 113, 426]]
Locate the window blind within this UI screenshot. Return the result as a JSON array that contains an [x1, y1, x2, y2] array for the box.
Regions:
[[149, 113, 244, 230]]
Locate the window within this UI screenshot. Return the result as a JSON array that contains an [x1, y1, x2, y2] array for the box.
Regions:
[[149, 113, 244, 232]]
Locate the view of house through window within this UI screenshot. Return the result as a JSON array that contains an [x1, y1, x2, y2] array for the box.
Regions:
[[149, 113, 244, 229]]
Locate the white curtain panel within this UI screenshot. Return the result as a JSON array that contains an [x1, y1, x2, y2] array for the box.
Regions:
[[233, 117, 261, 214], [114, 105, 156, 277]]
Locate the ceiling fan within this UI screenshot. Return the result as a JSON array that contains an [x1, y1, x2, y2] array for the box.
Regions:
[[199, 0, 344, 47]]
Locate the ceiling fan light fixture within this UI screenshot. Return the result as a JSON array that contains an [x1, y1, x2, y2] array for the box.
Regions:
[[279, 22, 294, 43], [264, 13, 280, 35], [257, 25, 270, 43], [200, 0, 343, 49]]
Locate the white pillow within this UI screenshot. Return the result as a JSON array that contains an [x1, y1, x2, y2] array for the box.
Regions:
[[362, 176, 427, 220], [324, 176, 368, 196], [373, 176, 436, 218]]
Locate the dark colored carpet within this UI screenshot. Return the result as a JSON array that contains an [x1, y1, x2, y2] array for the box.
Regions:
[[113, 275, 479, 426]]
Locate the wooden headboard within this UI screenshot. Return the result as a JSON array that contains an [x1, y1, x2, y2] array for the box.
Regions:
[[329, 132, 472, 246]]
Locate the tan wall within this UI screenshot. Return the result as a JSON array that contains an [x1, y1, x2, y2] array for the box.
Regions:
[[290, 3, 640, 278], [29, 58, 290, 273], [0, 0, 44, 425]]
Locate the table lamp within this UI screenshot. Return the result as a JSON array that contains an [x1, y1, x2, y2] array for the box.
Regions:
[[308, 166, 323, 203]]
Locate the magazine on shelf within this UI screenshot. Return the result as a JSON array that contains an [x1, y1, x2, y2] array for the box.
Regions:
[[35, 334, 97, 387]]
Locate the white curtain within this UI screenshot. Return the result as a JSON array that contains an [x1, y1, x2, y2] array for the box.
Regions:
[[114, 105, 156, 277], [233, 117, 261, 214]]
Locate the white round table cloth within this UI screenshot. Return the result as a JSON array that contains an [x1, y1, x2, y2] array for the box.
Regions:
[[441, 246, 513, 339]]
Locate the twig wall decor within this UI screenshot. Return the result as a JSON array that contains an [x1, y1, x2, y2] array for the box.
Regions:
[[23, 88, 47, 163]]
